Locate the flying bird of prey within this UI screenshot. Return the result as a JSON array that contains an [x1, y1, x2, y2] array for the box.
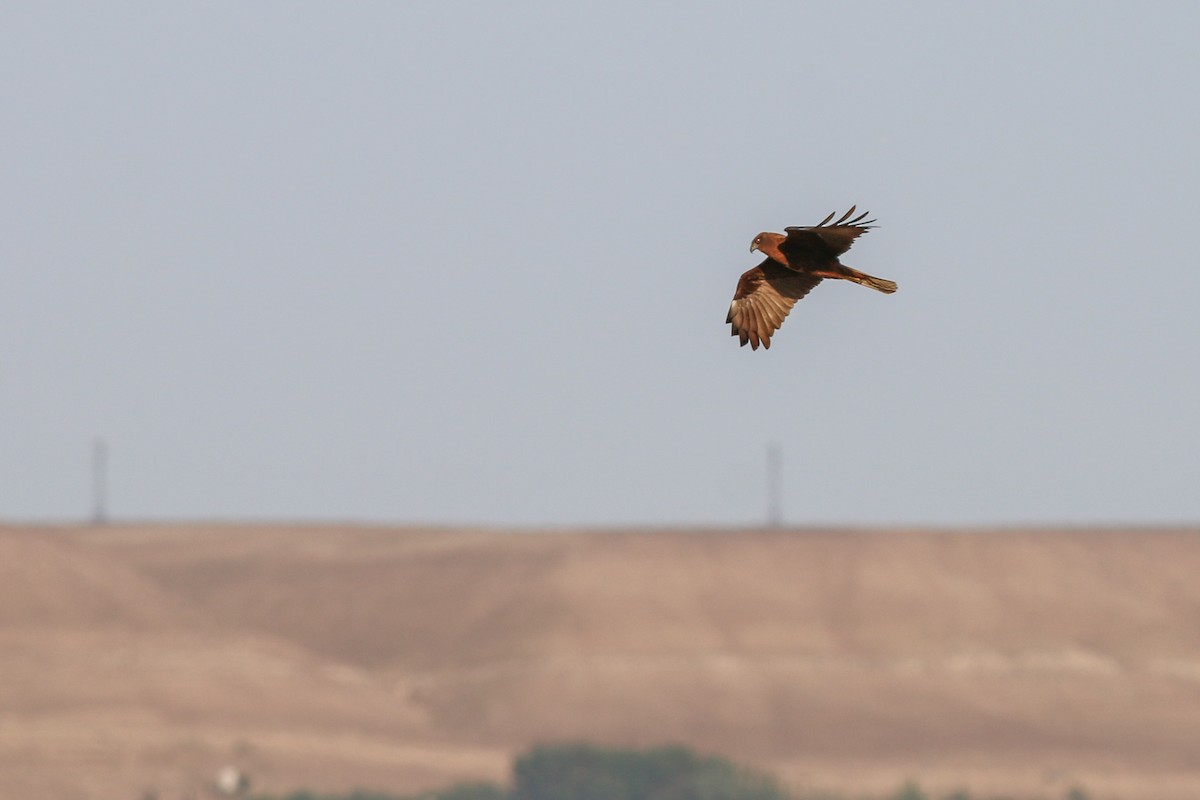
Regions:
[[726, 207, 897, 350]]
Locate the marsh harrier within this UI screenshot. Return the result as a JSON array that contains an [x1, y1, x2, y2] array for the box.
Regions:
[[727, 207, 896, 350]]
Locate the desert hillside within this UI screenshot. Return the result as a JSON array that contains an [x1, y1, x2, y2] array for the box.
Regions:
[[3, 524, 1200, 800]]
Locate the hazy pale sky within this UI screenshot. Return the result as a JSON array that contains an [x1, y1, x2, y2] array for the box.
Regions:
[[3, 3, 1198, 527]]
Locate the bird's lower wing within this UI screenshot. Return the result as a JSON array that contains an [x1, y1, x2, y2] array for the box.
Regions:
[[727, 262, 822, 350]]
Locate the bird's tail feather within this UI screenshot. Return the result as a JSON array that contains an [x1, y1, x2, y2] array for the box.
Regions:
[[839, 266, 897, 294]]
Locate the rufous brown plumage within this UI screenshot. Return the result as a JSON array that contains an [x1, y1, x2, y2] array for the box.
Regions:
[[727, 206, 896, 350]]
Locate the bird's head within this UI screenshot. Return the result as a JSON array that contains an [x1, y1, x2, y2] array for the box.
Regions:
[[750, 231, 785, 254]]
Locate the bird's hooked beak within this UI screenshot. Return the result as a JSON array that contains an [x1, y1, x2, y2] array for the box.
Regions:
[[749, 241, 759, 253]]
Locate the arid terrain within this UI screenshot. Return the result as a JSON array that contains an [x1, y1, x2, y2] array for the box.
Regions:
[[3, 524, 1200, 800]]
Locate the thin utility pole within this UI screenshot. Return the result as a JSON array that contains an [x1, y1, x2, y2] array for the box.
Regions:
[[766, 443, 782, 528], [92, 438, 108, 525]]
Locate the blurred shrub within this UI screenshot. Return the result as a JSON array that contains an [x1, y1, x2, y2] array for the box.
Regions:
[[425, 783, 510, 800], [512, 743, 788, 800], [890, 783, 928, 800]]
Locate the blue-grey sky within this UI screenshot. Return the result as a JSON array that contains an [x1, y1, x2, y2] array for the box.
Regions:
[[3, 3, 1198, 527]]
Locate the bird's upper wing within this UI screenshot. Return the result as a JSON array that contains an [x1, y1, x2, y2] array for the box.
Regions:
[[782, 206, 876, 263], [726, 260, 823, 350]]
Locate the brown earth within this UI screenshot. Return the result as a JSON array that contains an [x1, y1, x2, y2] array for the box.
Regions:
[[3, 523, 1200, 800]]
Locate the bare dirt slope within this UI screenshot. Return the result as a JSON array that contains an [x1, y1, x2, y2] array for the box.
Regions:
[[3, 524, 1200, 800]]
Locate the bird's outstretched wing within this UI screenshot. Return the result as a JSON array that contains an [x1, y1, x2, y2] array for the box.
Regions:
[[726, 260, 823, 350], [782, 206, 876, 264]]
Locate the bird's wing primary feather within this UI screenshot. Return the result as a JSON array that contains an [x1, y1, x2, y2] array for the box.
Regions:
[[726, 260, 823, 350], [783, 206, 876, 261]]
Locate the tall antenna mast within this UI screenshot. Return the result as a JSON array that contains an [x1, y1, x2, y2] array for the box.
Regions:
[[766, 443, 782, 528], [92, 438, 108, 525]]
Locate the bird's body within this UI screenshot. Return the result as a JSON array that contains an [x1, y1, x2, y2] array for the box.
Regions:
[[727, 207, 896, 350]]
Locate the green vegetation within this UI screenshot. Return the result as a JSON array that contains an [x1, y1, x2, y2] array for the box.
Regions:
[[248, 744, 1089, 800], [512, 743, 787, 800], [251, 793, 410, 800]]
